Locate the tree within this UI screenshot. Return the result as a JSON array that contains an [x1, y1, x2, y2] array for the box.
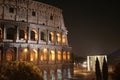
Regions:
[[0, 61, 43, 80], [95, 57, 102, 80], [102, 57, 108, 80]]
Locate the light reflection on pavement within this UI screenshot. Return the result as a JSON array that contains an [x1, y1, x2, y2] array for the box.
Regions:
[[69, 68, 95, 80]]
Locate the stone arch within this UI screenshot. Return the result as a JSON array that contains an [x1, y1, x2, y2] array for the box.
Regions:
[[19, 29, 27, 40], [30, 49, 38, 64], [19, 48, 28, 61], [6, 48, 15, 61], [30, 29, 38, 41]]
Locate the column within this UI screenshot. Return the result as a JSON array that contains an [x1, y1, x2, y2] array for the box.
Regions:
[[16, 46, 19, 61], [38, 28, 40, 43], [16, 26, 19, 40], [87, 56, 90, 71], [26, 27, 30, 42], [47, 70, 50, 80], [37, 48, 40, 65], [3, 25, 6, 40]]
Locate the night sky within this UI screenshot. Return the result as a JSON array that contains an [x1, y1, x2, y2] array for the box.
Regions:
[[36, 0, 120, 57]]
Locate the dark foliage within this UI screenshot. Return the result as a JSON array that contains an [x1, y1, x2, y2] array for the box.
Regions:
[[0, 61, 43, 80], [102, 57, 108, 80], [95, 57, 102, 80], [112, 63, 120, 80]]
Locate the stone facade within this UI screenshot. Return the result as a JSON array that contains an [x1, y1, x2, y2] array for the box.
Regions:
[[0, 0, 73, 80]]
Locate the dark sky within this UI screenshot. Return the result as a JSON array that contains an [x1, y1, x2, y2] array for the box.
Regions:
[[36, 0, 120, 57]]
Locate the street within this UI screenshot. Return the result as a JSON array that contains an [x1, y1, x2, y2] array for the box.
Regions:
[[69, 67, 95, 80]]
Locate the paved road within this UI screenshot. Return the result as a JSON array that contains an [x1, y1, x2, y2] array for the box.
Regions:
[[69, 68, 95, 80]]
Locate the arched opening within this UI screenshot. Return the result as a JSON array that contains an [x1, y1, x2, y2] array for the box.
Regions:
[[49, 50, 55, 61], [49, 32, 54, 43], [43, 70, 47, 80], [41, 31, 46, 41], [57, 33, 61, 44], [63, 51, 66, 61], [19, 48, 28, 61], [67, 52, 71, 60], [6, 27, 16, 40], [40, 48, 47, 61], [30, 49, 38, 63], [57, 69, 62, 80], [57, 51, 61, 61], [62, 34, 67, 45], [6, 48, 15, 61], [31, 30, 38, 41], [19, 29, 27, 40]]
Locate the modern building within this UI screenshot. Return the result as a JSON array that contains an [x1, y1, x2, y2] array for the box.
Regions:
[[0, 0, 72, 80], [87, 55, 107, 72]]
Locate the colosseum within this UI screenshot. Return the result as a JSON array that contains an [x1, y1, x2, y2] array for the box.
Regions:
[[0, 0, 73, 80]]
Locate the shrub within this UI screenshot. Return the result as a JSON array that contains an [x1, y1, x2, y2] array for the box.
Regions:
[[0, 61, 43, 80]]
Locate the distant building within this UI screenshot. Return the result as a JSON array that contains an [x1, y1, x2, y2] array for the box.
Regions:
[[0, 0, 72, 80], [87, 55, 107, 72]]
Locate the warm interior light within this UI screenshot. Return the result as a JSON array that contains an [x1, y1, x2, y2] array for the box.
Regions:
[[57, 51, 61, 61], [62, 35, 66, 44], [41, 48, 47, 61], [50, 50, 55, 61], [24, 48, 28, 52], [63, 51, 66, 60], [57, 33, 61, 44], [67, 52, 70, 60]]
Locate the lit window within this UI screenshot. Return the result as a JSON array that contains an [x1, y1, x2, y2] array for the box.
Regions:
[[49, 50, 55, 61], [49, 32, 54, 43], [0, 28, 2, 40], [63, 51, 66, 61], [40, 48, 47, 61], [57, 33, 61, 44], [57, 51, 61, 61], [30, 49, 38, 63], [9, 7, 14, 13], [62, 34, 66, 45], [31, 30, 38, 41], [67, 52, 71, 60]]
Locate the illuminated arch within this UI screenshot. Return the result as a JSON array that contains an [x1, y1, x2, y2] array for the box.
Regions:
[[63, 51, 66, 61], [62, 34, 67, 45], [49, 50, 55, 61], [67, 52, 71, 60], [56, 33, 61, 44], [40, 48, 47, 61], [31, 29, 38, 41], [19, 48, 28, 61], [49, 32, 54, 43], [57, 50, 61, 61], [6, 48, 15, 61], [30, 49, 38, 63]]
